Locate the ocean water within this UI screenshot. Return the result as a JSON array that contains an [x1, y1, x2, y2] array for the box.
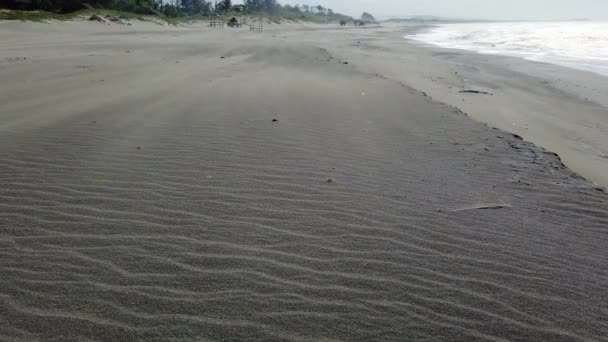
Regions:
[[406, 21, 608, 76]]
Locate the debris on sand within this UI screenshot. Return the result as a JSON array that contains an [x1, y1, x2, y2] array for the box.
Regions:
[[89, 15, 105, 22], [327, 178, 333, 183], [459, 90, 493, 95], [105, 15, 122, 23], [136, 146, 142, 150], [452, 204, 511, 212], [272, 119, 278, 122]]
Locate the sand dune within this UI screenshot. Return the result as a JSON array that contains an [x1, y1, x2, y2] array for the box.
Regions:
[[1, 20, 608, 341]]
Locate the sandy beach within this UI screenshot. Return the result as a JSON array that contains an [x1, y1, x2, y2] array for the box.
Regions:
[[1, 19, 608, 341]]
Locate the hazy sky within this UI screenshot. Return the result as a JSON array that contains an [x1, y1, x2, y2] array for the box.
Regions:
[[276, 0, 608, 20]]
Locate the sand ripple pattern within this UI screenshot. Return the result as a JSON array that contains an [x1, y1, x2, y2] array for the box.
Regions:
[[1, 34, 608, 342]]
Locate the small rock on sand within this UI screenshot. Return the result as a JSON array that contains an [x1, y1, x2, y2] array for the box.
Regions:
[[272, 119, 278, 122], [327, 178, 333, 183], [136, 146, 142, 150]]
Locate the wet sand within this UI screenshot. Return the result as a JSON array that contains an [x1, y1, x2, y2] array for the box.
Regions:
[[1, 20, 608, 341]]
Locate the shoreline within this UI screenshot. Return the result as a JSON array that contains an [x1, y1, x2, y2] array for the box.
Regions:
[[331, 23, 608, 187], [1, 20, 607, 341]]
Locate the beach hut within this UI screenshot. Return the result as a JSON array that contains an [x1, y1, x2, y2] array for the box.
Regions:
[[227, 17, 240, 28]]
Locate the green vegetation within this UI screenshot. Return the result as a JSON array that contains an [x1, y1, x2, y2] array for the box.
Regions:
[[0, 9, 68, 21], [361, 11, 376, 22], [242, 0, 351, 22], [0, 8, 179, 23], [0, 0, 354, 23]]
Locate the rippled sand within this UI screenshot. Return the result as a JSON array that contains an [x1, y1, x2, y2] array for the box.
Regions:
[[1, 20, 607, 341]]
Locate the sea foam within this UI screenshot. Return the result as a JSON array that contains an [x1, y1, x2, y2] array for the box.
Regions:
[[407, 21, 608, 76]]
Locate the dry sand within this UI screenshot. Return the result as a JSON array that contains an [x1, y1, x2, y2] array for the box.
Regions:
[[1, 19, 608, 341]]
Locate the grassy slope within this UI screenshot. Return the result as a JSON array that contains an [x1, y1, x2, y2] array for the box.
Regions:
[[0, 9, 180, 24], [0, 9, 346, 25]]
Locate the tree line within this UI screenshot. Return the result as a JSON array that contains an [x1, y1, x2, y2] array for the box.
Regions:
[[248, 1, 355, 21], [0, 0, 354, 21]]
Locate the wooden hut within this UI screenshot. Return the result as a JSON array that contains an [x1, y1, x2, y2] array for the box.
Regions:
[[227, 17, 240, 28]]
